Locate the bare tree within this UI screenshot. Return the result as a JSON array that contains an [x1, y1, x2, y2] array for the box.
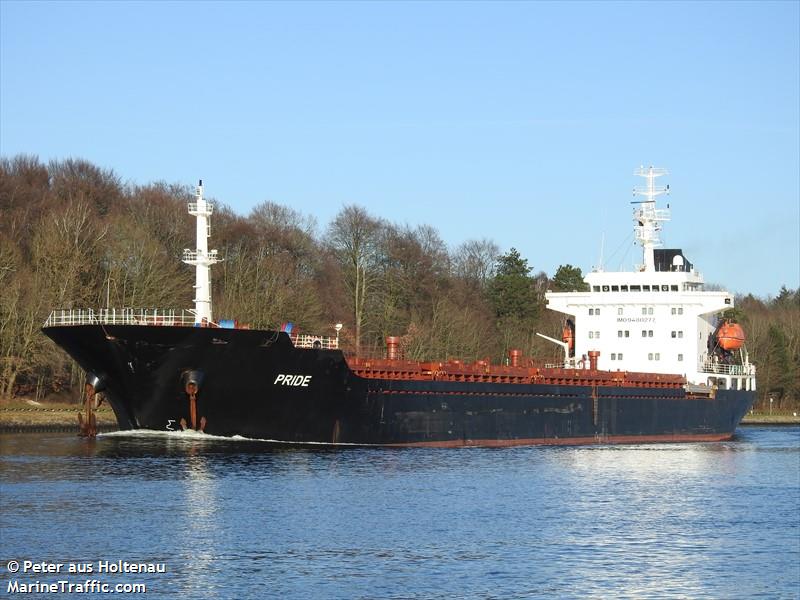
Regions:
[[48, 158, 122, 217], [452, 238, 499, 286], [0, 155, 50, 245], [328, 205, 383, 355], [31, 199, 107, 308], [213, 203, 323, 330], [102, 214, 192, 308]]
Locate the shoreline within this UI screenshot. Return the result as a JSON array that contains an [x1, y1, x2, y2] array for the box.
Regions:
[[0, 403, 119, 433], [740, 413, 800, 425]]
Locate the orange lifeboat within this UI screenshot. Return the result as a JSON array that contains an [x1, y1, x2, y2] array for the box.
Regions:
[[562, 324, 574, 353], [717, 321, 745, 351]]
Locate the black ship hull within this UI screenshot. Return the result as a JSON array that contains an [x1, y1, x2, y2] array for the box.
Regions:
[[43, 325, 755, 446]]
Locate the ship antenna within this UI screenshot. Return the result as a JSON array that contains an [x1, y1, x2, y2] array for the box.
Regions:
[[597, 232, 605, 272], [182, 180, 220, 324], [631, 165, 670, 272]]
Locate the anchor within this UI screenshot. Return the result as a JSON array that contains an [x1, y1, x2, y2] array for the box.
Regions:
[[78, 373, 105, 438], [180, 370, 206, 432]]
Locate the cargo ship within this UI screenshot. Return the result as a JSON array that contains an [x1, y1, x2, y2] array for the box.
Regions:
[[42, 167, 756, 445]]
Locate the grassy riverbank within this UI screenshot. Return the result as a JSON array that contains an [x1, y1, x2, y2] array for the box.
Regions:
[[741, 412, 800, 425], [0, 398, 118, 432]]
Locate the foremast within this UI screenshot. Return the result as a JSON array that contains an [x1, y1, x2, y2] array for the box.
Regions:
[[182, 180, 220, 325]]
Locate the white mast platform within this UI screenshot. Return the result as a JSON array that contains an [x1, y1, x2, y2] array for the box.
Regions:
[[182, 180, 220, 325]]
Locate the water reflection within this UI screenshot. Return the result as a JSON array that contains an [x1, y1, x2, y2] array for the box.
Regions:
[[176, 452, 223, 597]]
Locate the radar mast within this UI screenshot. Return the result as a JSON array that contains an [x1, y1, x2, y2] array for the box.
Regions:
[[632, 166, 671, 272]]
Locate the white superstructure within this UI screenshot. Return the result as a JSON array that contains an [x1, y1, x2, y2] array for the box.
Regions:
[[543, 167, 755, 392], [182, 180, 220, 325]]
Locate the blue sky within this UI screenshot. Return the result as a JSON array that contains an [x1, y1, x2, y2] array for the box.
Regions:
[[2, 1, 798, 297]]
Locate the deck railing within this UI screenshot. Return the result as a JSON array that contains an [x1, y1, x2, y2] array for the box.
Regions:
[[699, 360, 756, 376], [43, 309, 341, 349], [43, 308, 199, 328], [289, 334, 339, 350]]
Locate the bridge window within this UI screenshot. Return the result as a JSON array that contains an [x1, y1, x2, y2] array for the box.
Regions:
[[631, 285, 641, 292], [620, 285, 629, 292], [618, 307, 623, 315], [648, 353, 653, 360], [593, 286, 601, 292], [643, 285, 651, 292], [678, 354, 683, 361], [611, 285, 619, 292]]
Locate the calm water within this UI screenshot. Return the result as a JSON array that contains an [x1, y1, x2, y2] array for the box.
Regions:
[[1, 427, 798, 599]]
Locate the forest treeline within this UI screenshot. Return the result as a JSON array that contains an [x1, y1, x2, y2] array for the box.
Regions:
[[1, 155, 797, 410]]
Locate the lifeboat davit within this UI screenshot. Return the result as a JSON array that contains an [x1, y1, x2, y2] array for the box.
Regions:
[[717, 321, 745, 351]]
